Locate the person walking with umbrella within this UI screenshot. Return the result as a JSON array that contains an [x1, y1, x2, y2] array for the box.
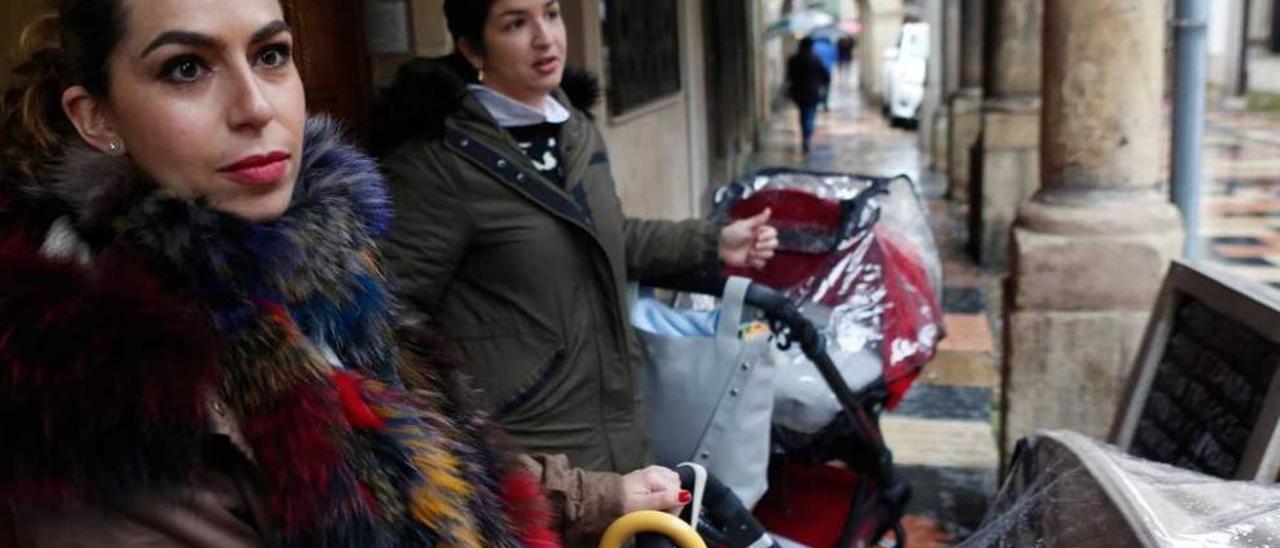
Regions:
[[786, 37, 831, 153]]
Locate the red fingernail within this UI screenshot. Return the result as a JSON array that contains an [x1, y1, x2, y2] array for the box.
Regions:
[[679, 490, 691, 504]]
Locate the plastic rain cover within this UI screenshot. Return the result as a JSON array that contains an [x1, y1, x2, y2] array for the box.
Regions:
[[960, 430, 1280, 548], [709, 170, 944, 436]]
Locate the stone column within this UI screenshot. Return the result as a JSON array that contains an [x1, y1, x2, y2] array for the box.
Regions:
[[946, 0, 985, 202], [858, 0, 906, 105], [919, 0, 946, 166], [942, 0, 961, 99], [1002, 0, 1184, 461], [930, 0, 962, 170], [968, 0, 1041, 266], [1220, 0, 1248, 97]]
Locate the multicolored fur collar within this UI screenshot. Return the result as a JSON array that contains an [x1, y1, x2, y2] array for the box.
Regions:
[[0, 118, 557, 547]]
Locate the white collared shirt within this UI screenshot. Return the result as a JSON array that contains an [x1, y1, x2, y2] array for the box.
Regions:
[[468, 84, 571, 128]]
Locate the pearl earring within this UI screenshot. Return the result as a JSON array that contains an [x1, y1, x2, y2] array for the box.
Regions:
[[478, 68, 485, 83], [107, 140, 121, 154]]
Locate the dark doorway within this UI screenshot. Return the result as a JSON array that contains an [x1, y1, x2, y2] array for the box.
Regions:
[[1272, 0, 1280, 53], [703, 0, 757, 190], [290, 0, 373, 144]]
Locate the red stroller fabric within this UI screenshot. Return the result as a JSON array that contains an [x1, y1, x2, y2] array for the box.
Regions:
[[724, 186, 941, 409], [876, 228, 942, 407], [726, 188, 842, 290], [754, 462, 863, 547]]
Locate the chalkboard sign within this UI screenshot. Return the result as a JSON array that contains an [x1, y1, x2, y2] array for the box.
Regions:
[[601, 0, 682, 116], [1112, 261, 1280, 482]]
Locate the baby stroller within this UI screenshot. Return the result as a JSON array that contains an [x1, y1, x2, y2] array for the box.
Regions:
[[631, 168, 945, 547]]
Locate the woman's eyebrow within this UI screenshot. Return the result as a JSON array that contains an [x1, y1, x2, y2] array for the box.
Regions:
[[139, 20, 291, 58], [141, 30, 220, 57], [250, 20, 291, 44], [495, 7, 530, 18]]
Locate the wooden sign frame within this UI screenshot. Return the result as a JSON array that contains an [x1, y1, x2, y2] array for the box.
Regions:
[[1110, 260, 1280, 482]]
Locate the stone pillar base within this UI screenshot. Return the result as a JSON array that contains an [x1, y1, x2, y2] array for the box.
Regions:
[[947, 89, 983, 202], [1002, 310, 1149, 461], [1001, 196, 1183, 461], [969, 97, 1041, 267], [930, 107, 950, 171]]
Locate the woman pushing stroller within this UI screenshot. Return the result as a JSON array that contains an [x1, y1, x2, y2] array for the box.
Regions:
[[376, 0, 779, 543]]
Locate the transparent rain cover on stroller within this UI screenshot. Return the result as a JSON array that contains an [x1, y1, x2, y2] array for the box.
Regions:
[[706, 169, 944, 441], [961, 430, 1280, 547]]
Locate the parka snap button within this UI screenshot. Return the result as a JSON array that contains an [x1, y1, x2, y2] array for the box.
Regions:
[[730, 388, 741, 397], [459, 138, 470, 147], [517, 173, 525, 181], [740, 362, 750, 370], [497, 159, 507, 168], [699, 451, 710, 460]]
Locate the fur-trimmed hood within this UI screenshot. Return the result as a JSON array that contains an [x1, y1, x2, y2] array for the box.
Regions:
[[0, 118, 556, 546], [0, 117, 390, 503], [371, 53, 601, 155]]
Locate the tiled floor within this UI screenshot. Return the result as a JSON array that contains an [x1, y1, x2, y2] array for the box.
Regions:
[[937, 315, 996, 354], [1202, 109, 1280, 291], [753, 79, 1002, 545]]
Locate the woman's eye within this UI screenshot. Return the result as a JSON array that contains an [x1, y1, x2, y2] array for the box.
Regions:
[[547, 8, 560, 20], [505, 19, 525, 31], [257, 44, 291, 69], [161, 57, 207, 83]]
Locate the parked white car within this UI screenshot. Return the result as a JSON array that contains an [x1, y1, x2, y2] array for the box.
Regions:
[[882, 22, 929, 126]]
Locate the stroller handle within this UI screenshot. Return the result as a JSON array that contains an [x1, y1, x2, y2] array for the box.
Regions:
[[741, 283, 887, 451], [599, 511, 706, 548]]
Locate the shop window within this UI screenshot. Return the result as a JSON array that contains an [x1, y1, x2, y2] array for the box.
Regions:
[[601, 0, 682, 116]]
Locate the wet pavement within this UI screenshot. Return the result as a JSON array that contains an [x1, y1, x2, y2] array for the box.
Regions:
[[751, 79, 1001, 545], [748, 74, 1280, 546], [1202, 109, 1280, 286]]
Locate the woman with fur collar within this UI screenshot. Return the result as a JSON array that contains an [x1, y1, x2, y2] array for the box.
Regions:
[[0, 1, 558, 546], [374, 1, 780, 544]]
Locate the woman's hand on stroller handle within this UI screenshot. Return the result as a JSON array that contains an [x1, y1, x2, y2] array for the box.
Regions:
[[622, 465, 689, 515]]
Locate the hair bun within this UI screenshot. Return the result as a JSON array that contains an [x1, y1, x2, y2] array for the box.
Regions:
[[15, 14, 70, 80], [2, 12, 75, 185]]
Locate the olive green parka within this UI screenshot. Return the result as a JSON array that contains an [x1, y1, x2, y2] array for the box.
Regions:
[[377, 57, 718, 493]]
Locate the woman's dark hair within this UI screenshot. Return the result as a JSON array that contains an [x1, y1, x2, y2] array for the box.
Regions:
[[443, 0, 496, 52], [1, 0, 128, 184], [372, 0, 494, 156]]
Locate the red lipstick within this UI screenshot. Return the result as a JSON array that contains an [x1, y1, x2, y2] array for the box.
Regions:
[[219, 151, 290, 186]]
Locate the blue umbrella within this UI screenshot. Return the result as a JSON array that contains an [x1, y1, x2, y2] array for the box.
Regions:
[[808, 24, 851, 44], [811, 37, 837, 72], [764, 9, 836, 40]]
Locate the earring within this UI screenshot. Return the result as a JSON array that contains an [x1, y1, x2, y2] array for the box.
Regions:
[[477, 68, 485, 83], [107, 140, 122, 155]]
